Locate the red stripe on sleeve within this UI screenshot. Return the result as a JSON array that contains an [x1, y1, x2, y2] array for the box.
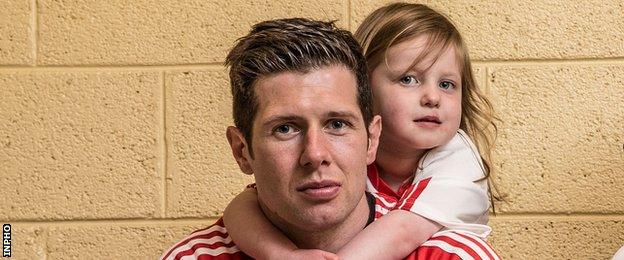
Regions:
[[455, 232, 498, 259], [161, 219, 233, 260], [170, 241, 238, 260], [403, 245, 462, 260], [195, 253, 246, 260], [430, 235, 481, 259]]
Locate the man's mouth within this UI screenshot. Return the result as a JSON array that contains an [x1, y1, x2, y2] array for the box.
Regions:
[[297, 180, 341, 201]]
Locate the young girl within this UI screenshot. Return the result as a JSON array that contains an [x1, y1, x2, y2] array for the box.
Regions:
[[223, 3, 499, 259]]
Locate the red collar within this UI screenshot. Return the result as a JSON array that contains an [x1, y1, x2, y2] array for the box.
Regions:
[[367, 163, 415, 199]]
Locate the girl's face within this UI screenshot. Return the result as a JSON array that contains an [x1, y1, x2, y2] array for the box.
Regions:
[[370, 35, 462, 155]]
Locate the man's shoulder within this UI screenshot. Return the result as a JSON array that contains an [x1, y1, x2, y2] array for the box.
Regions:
[[406, 231, 501, 260], [160, 218, 250, 260]]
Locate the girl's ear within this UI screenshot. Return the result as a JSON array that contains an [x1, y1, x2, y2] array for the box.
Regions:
[[366, 115, 382, 165], [226, 126, 254, 175]]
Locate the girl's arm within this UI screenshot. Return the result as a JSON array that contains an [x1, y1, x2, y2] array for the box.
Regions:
[[337, 210, 441, 260], [223, 188, 337, 260]]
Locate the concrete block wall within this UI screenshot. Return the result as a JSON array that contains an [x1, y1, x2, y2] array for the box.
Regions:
[[1, 0, 622, 259]]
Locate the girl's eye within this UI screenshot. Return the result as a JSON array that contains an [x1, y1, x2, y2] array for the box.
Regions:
[[399, 75, 419, 86], [439, 81, 456, 90]]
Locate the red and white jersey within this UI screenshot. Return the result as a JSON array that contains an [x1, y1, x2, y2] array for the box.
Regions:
[[160, 216, 499, 260], [160, 199, 499, 259], [160, 219, 249, 260], [405, 230, 500, 260], [367, 130, 492, 238]]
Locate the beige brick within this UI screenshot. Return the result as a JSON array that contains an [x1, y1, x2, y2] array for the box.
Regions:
[[472, 64, 486, 93], [38, 0, 346, 65], [7, 225, 45, 259], [166, 69, 253, 218], [0, 71, 163, 220], [0, 0, 33, 65], [488, 64, 624, 213], [351, 0, 624, 60], [489, 217, 624, 259], [46, 221, 211, 259]]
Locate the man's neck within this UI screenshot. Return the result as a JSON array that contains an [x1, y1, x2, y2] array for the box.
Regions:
[[264, 194, 371, 253]]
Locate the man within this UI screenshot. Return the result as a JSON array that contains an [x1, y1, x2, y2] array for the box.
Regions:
[[161, 18, 498, 260]]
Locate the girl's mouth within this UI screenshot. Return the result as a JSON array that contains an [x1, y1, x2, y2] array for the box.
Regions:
[[414, 116, 441, 124]]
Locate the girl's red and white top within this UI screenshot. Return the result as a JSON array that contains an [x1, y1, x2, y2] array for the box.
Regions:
[[366, 129, 492, 238]]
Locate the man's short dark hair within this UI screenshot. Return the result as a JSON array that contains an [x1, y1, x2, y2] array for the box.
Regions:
[[225, 18, 372, 155]]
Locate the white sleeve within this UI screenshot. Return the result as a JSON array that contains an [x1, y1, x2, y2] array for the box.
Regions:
[[398, 130, 492, 238]]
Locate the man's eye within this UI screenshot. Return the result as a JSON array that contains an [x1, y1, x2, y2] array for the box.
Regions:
[[329, 120, 345, 129], [274, 124, 294, 134], [327, 120, 352, 134], [399, 75, 419, 86], [439, 81, 456, 90]]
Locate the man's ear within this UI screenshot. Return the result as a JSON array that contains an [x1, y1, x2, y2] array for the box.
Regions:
[[366, 115, 382, 165], [226, 126, 254, 175]]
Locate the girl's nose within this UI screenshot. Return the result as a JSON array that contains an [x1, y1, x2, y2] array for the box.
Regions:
[[420, 84, 440, 108]]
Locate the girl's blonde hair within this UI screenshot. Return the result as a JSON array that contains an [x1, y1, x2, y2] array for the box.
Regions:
[[354, 2, 502, 209]]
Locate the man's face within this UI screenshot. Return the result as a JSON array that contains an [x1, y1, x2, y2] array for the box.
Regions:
[[229, 65, 380, 232]]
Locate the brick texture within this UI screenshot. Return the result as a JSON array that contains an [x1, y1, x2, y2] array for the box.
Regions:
[[0, 71, 162, 220], [489, 217, 624, 259], [9, 225, 46, 260], [489, 64, 624, 213], [38, 0, 345, 65], [45, 222, 207, 259], [351, 0, 624, 60], [0, 0, 33, 65], [165, 69, 253, 218], [472, 65, 486, 92]]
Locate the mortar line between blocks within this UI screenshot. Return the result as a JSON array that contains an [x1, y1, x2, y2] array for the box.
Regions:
[[0, 63, 224, 72], [161, 71, 168, 218], [489, 213, 624, 221], [473, 57, 624, 67], [0, 58, 623, 71], [8, 217, 221, 227]]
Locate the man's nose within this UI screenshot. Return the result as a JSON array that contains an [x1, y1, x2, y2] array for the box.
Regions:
[[420, 83, 440, 108], [299, 129, 331, 169]]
